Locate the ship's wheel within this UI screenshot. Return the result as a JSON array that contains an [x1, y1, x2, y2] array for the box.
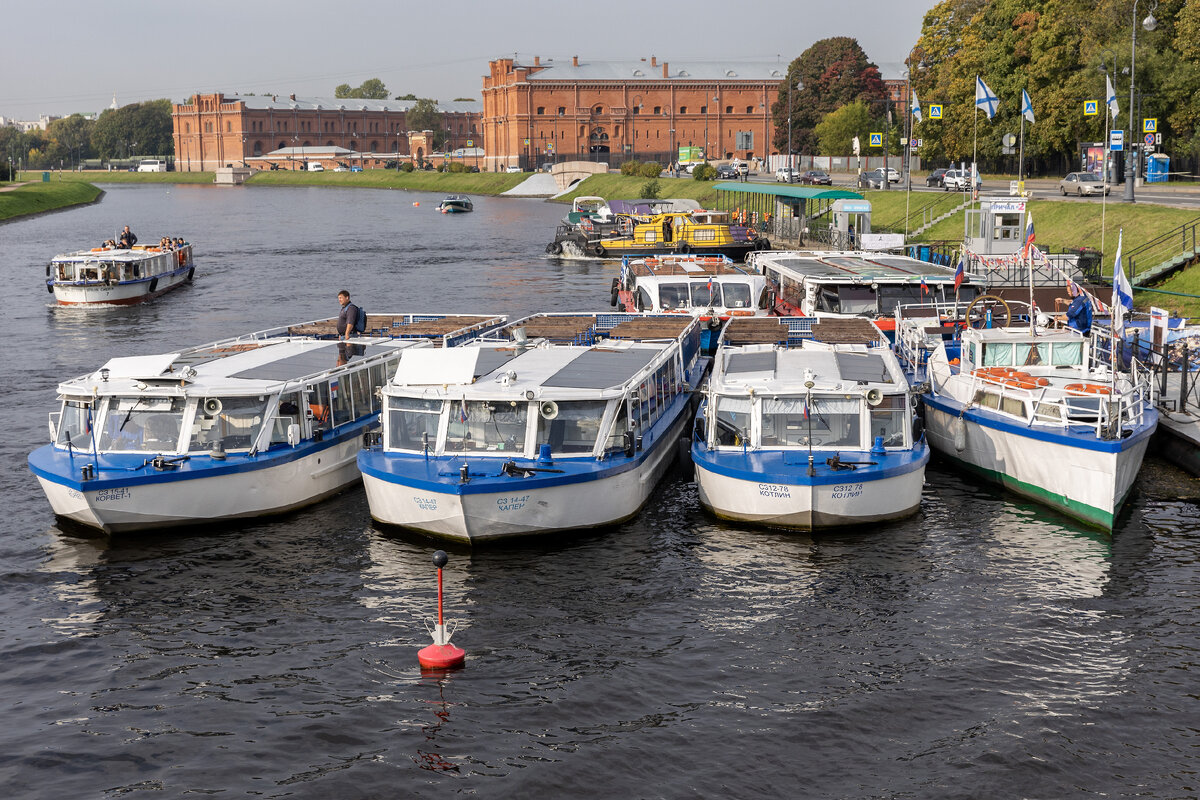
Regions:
[[964, 294, 1013, 329]]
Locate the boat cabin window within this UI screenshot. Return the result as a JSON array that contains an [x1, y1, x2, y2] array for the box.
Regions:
[[878, 286, 925, 315], [447, 400, 527, 452], [722, 282, 752, 309], [388, 397, 444, 451], [270, 392, 303, 445], [659, 283, 690, 310], [869, 395, 908, 446], [330, 374, 354, 427], [348, 366, 373, 416], [637, 287, 654, 312], [762, 396, 861, 447], [981, 342, 1013, 367], [1049, 341, 1083, 366], [604, 401, 631, 453], [55, 399, 93, 448], [1014, 342, 1047, 367], [692, 228, 717, 242], [837, 286, 877, 315], [691, 282, 722, 308], [535, 400, 608, 454], [98, 396, 186, 452], [190, 396, 269, 452], [977, 391, 1026, 418], [714, 396, 751, 446], [309, 382, 333, 431]]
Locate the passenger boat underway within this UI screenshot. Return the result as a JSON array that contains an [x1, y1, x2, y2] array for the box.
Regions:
[[47, 241, 195, 305], [610, 254, 770, 352], [896, 299, 1157, 530], [437, 195, 473, 213], [548, 209, 769, 261], [358, 313, 707, 542], [748, 250, 984, 334], [692, 316, 928, 529], [28, 313, 506, 533]]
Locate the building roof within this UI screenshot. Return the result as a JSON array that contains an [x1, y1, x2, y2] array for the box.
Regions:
[[266, 146, 355, 156], [713, 182, 864, 201], [228, 95, 481, 114], [521, 59, 790, 83]]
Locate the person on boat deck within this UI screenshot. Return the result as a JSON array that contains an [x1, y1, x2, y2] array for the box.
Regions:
[[1065, 283, 1093, 336], [337, 290, 359, 341], [119, 226, 137, 249]]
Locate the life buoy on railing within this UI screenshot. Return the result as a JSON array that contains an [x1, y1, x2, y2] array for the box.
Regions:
[[1064, 383, 1111, 395]]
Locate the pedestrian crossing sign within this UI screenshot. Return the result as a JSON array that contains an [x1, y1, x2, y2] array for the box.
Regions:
[[1084, 100, 1099, 116], [930, 105, 943, 119], [1144, 118, 1158, 133], [869, 132, 883, 147]]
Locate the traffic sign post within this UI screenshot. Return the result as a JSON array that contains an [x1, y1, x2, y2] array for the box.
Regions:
[[1143, 118, 1158, 133], [1084, 100, 1099, 116], [1144, 133, 1155, 147], [930, 105, 943, 119], [1110, 130, 1125, 151], [869, 132, 883, 147]]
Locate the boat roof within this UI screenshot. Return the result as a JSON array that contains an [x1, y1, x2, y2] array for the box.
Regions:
[[961, 326, 1089, 345], [626, 256, 751, 278], [57, 313, 507, 397], [53, 246, 186, 263], [750, 250, 974, 283]]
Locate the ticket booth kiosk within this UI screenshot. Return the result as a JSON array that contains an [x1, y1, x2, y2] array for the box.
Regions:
[[831, 199, 872, 249], [963, 197, 1026, 257]]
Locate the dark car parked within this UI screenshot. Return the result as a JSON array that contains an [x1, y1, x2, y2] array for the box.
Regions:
[[800, 170, 833, 185], [926, 168, 949, 187], [715, 164, 738, 179]]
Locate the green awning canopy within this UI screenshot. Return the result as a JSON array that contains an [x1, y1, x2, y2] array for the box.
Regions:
[[713, 182, 864, 200]]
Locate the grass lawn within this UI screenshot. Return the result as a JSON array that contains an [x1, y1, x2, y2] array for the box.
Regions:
[[0, 181, 102, 221], [54, 170, 216, 184], [554, 174, 721, 206], [1135, 268, 1200, 318], [245, 170, 529, 193]]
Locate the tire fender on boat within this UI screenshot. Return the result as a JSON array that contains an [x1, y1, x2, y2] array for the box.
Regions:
[[187, 267, 195, 281], [952, 418, 967, 452], [546, 241, 562, 255], [610, 278, 620, 307], [149, 277, 159, 294]]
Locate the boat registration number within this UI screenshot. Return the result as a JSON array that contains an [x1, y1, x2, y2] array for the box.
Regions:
[[497, 495, 530, 512], [831, 483, 864, 499], [96, 487, 133, 503], [758, 483, 791, 499], [413, 496, 439, 511]]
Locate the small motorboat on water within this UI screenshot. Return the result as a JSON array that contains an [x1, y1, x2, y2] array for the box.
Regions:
[[610, 254, 771, 352], [692, 316, 928, 529], [47, 241, 195, 305], [895, 296, 1158, 530], [437, 195, 473, 213], [547, 209, 769, 260], [358, 312, 708, 542], [28, 312, 507, 534]]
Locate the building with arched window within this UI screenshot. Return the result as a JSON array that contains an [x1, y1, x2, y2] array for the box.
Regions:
[[482, 55, 789, 172], [172, 93, 481, 171]]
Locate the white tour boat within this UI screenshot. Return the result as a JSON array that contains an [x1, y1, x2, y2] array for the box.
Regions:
[[47, 241, 196, 305], [358, 313, 707, 543], [748, 250, 984, 336], [692, 316, 928, 529], [897, 298, 1158, 530], [28, 313, 506, 533], [610, 254, 770, 352]]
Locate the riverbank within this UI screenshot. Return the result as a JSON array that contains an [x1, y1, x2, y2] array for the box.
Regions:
[[0, 181, 103, 222]]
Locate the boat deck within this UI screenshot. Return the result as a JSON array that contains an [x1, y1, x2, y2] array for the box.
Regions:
[[287, 314, 496, 340], [628, 258, 745, 278]]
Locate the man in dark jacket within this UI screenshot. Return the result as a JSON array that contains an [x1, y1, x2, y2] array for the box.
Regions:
[[1065, 284, 1092, 336], [119, 226, 137, 249], [337, 290, 359, 340]]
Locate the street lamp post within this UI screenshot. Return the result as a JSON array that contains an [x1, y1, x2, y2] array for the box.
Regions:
[[786, 80, 799, 178], [1123, 0, 1158, 203], [704, 93, 718, 163], [630, 94, 642, 164]]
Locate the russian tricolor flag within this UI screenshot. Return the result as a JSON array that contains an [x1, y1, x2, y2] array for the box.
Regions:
[[953, 257, 965, 291], [920, 276, 929, 296]]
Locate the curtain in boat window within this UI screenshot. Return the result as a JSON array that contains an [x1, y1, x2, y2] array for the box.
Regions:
[[981, 342, 1012, 366], [1050, 341, 1083, 366]]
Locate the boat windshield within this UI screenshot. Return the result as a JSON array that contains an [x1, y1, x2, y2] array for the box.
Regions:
[[98, 396, 186, 452], [980, 340, 1083, 368], [868, 395, 908, 447], [189, 396, 271, 452], [658, 283, 690, 310], [535, 400, 609, 455], [446, 399, 528, 453], [388, 397, 444, 451], [722, 282, 753, 309], [762, 396, 861, 448], [714, 396, 751, 446], [55, 399, 94, 448], [691, 282, 722, 307]]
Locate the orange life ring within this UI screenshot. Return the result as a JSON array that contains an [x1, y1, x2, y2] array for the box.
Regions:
[[1034, 377, 1050, 387], [1065, 383, 1111, 395]]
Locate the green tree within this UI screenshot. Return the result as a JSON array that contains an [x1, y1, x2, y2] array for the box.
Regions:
[[334, 78, 389, 99], [773, 37, 888, 155], [814, 102, 874, 156], [405, 98, 446, 146], [395, 93, 418, 100], [46, 114, 95, 167], [91, 100, 174, 160]]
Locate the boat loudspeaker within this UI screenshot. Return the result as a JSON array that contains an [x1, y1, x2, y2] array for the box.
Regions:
[[539, 401, 559, 420], [203, 398, 223, 416], [866, 388, 883, 407]]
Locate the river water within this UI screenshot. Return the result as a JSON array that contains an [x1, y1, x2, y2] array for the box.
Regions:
[[2, 184, 1199, 798]]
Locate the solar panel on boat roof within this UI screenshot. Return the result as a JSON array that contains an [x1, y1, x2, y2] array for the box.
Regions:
[[229, 343, 386, 381], [834, 351, 892, 383], [726, 351, 777, 374], [541, 348, 659, 389], [472, 347, 519, 379]]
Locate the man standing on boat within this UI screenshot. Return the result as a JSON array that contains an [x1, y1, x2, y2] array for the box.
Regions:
[[337, 290, 360, 340], [119, 226, 137, 249]]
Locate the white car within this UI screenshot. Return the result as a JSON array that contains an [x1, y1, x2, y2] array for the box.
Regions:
[[505, 165, 523, 173], [775, 167, 798, 183], [942, 168, 981, 191]]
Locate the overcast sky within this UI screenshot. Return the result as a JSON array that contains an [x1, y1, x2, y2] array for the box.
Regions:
[[2, 0, 937, 119]]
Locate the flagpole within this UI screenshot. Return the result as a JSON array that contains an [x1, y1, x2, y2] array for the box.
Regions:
[[1018, 111, 1025, 184], [1101, 107, 1109, 263]]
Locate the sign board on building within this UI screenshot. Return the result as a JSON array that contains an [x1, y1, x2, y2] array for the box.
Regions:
[[869, 132, 883, 147], [842, 202, 871, 213], [988, 201, 1027, 214], [930, 105, 943, 119], [1084, 100, 1099, 116], [523, 138, 530, 145], [466, 139, 473, 147], [1110, 130, 1125, 151], [1143, 118, 1157, 133], [859, 233, 905, 251]]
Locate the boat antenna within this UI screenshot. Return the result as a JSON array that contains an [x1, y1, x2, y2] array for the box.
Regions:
[[805, 381, 815, 478]]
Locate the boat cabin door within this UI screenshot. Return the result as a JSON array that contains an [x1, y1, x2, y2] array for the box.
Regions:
[[831, 200, 872, 250]]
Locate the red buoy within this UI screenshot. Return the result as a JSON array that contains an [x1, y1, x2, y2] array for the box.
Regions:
[[418, 551, 465, 670]]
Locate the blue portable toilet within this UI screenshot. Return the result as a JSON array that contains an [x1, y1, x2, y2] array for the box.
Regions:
[[1146, 153, 1169, 183]]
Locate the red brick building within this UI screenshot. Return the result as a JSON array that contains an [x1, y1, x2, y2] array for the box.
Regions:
[[172, 93, 482, 171], [482, 56, 790, 171]]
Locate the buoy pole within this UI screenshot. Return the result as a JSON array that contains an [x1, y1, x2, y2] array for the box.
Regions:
[[418, 550, 466, 670]]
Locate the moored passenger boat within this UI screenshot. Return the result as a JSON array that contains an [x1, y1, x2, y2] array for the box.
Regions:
[[610, 254, 770, 352], [897, 300, 1157, 530], [47, 241, 195, 305], [358, 313, 706, 542], [28, 313, 506, 533], [692, 316, 928, 529]]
